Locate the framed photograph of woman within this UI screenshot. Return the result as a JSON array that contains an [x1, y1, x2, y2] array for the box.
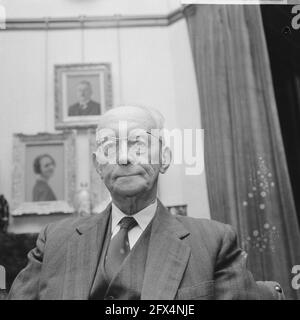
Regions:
[[11, 132, 76, 216], [55, 63, 113, 129]]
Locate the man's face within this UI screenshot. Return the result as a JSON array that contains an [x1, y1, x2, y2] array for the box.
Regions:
[[77, 82, 92, 104], [40, 156, 55, 180], [95, 109, 163, 198]]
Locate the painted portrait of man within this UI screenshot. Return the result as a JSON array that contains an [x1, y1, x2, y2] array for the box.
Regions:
[[68, 79, 101, 117]]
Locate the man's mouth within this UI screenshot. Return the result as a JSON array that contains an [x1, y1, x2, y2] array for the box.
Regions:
[[117, 174, 139, 178]]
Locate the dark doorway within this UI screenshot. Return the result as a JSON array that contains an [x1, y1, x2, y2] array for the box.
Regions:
[[261, 5, 300, 226]]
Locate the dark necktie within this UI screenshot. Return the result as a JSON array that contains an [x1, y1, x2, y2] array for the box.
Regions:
[[105, 216, 138, 280]]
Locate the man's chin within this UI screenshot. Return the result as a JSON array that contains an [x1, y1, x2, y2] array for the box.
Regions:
[[113, 184, 145, 197]]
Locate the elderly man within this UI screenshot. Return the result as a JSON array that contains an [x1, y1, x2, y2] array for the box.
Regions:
[[8, 105, 260, 300]]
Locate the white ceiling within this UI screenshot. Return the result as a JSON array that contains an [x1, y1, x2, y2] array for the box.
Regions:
[[2, 0, 184, 19]]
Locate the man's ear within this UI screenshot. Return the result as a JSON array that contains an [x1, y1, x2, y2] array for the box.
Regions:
[[159, 146, 172, 174], [92, 152, 103, 179]]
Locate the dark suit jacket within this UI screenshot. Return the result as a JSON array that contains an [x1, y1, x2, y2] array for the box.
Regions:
[[68, 100, 100, 116], [8, 200, 260, 300]]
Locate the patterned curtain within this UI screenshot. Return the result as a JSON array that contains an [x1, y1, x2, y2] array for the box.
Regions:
[[186, 5, 300, 299]]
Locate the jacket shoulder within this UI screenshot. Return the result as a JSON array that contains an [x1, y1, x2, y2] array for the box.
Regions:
[[68, 103, 80, 115], [44, 212, 104, 241], [175, 216, 237, 255], [176, 215, 234, 236], [89, 100, 100, 107]]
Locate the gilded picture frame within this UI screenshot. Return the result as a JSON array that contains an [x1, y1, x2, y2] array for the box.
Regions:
[[55, 63, 113, 129], [11, 132, 76, 216]]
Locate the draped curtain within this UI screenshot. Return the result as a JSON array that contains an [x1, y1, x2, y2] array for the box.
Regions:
[[272, 67, 300, 227], [186, 5, 300, 299]]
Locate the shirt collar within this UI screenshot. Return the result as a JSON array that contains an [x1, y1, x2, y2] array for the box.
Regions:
[[111, 199, 157, 233]]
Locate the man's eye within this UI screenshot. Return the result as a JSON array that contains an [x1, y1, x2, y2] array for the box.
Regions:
[[130, 140, 143, 147], [131, 141, 147, 154], [102, 142, 116, 156]]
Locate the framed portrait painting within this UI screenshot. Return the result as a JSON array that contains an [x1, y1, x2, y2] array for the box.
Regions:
[[11, 132, 76, 216], [55, 63, 113, 129]]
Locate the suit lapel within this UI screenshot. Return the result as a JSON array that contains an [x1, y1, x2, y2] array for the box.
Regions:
[[62, 204, 111, 300], [141, 200, 191, 300]]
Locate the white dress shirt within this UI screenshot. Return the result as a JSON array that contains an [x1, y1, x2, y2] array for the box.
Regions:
[[111, 200, 157, 249]]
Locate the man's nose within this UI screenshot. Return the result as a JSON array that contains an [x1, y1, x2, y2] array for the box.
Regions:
[[117, 140, 133, 165]]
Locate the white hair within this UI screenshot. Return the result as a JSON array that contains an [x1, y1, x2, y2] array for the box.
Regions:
[[97, 105, 165, 129], [124, 105, 165, 129], [95, 105, 166, 146]]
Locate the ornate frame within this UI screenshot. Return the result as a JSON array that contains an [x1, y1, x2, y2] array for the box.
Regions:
[[88, 128, 111, 213], [11, 132, 76, 216], [55, 63, 113, 130]]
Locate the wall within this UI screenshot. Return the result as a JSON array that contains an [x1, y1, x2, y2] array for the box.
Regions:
[[166, 18, 211, 219], [2, 0, 183, 18], [0, 1, 211, 233]]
